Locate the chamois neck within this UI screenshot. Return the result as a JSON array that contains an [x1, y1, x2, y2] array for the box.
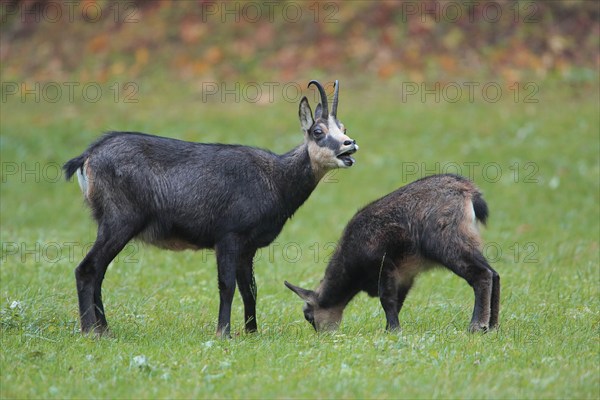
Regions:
[[316, 251, 361, 309], [275, 144, 320, 214]]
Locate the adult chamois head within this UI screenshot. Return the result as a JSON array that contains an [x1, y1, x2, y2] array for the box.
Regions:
[[300, 80, 357, 178], [286, 174, 500, 333], [64, 79, 358, 338]]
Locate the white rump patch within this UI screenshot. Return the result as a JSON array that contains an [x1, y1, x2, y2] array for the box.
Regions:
[[467, 199, 481, 236], [469, 201, 476, 225], [76, 160, 91, 199]]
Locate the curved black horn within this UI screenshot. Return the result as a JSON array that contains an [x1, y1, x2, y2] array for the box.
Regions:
[[308, 80, 328, 119], [331, 80, 339, 118]]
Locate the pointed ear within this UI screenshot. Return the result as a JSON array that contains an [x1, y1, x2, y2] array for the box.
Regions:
[[285, 281, 316, 302], [314, 103, 323, 120], [298, 97, 314, 132]]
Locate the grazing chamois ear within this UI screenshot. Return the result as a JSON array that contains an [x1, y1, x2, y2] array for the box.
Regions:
[[298, 97, 314, 132], [285, 280, 343, 331], [284, 281, 316, 303]]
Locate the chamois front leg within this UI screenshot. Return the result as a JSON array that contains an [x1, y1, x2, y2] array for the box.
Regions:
[[378, 272, 400, 331], [236, 250, 258, 333], [396, 282, 413, 316]]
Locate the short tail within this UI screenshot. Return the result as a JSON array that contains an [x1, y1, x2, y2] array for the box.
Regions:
[[472, 192, 489, 225], [63, 154, 86, 181]]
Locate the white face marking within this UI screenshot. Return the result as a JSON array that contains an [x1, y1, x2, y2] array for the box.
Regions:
[[327, 116, 350, 143], [307, 140, 342, 178], [306, 117, 357, 179]]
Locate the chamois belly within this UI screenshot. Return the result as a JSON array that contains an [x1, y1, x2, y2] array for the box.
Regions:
[[151, 238, 202, 251], [136, 222, 213, 251]]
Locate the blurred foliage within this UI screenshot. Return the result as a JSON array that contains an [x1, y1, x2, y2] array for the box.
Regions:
[[0, 0, 598, 84]]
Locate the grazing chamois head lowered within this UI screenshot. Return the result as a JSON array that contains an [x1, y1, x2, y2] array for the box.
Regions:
[[286, 174, 500, 333], [63, 80, 358, 338]]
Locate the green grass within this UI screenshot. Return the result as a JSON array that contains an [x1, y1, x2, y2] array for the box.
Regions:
[[1, 78, 599, 399]]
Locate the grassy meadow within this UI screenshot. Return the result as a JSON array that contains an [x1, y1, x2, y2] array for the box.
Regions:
[[1, 77, 598, 399]]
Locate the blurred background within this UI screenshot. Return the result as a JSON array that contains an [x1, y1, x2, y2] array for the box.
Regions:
[[1, 0, 598, 85]]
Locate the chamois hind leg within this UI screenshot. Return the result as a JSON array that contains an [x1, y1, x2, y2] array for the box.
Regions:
[[236, 250, 258, 333], [92, 267, 108, 330], [440, 249, 495, 333], [469, 251, 499, 330], [487, 263, 501, 329], [76, 220, 139, 335]]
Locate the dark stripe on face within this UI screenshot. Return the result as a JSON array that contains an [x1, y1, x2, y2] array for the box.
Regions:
[[322, 135, 342, 152]]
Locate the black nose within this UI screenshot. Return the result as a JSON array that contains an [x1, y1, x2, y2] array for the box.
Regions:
[[344, 140, 356, 146]]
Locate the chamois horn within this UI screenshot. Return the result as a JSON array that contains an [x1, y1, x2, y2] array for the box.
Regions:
[[308, 80, 328, 119], [331, 80, 339, 119]]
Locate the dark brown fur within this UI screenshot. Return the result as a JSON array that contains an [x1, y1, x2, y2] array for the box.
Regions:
[[286, 174, 500, 333]]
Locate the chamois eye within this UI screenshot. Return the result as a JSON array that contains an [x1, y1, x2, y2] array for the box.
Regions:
[[313, 129, 324, 139]]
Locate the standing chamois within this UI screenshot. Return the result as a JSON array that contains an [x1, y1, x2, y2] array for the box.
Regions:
[[285, 174, 500, 333], [64, 80, 358, 338]]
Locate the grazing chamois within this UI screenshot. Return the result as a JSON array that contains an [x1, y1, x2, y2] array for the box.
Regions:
[[64, 80, 358, 338], [285, 174, 499, 333]]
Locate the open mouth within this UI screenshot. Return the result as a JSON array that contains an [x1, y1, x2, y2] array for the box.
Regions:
[[337, 146, 358, 167]]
